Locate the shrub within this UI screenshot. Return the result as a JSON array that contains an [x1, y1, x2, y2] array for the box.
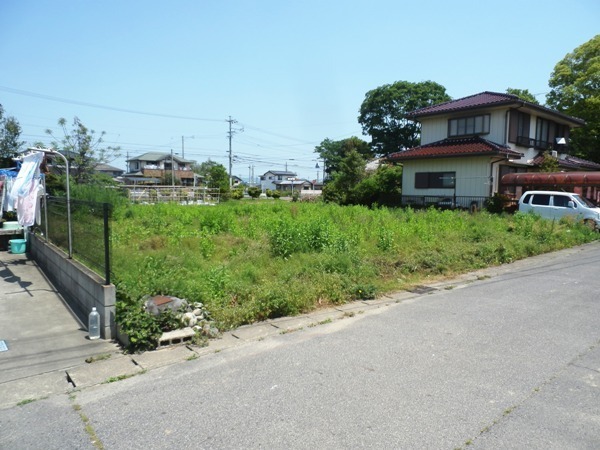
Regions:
[[247, 186, 262, 199], [116, 303, 162, 353], [230, 187, 244, 200]]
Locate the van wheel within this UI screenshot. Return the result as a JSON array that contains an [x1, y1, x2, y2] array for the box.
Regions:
[[583, 219, 597, 231], [469, 202, 479, 214]]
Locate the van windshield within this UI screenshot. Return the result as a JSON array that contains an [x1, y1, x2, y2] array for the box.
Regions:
[[573, 194, 597, 208]]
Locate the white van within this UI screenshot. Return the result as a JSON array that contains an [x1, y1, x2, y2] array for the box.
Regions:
[[518, 190, 600, 229]]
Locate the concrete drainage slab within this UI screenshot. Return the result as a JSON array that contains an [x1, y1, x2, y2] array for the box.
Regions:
[[65, 356, 143, 388], [407, 285, 438, 295]]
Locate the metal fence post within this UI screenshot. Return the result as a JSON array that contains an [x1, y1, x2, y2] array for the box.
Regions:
[[103, 202, 111, 285]]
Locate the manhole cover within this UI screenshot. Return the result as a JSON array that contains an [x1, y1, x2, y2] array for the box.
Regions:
[[408, 285, 437, 295], [0, 340, 8, 352]]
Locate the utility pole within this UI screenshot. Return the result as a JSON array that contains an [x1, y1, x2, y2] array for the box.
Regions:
[[171, 149, 175, 189], [226, 117, 243, 188], [227, 116, 237, 188], [181, 136, 184, 159]]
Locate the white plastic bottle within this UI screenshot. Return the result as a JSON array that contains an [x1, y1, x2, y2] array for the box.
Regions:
[[88, 307, 100, 340]]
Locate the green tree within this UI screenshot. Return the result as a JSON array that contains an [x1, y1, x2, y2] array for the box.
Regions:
[[546, 34, 600, 162], [192, 159, 219, 179], [358, 80, 451, 156], [0, 104, 24, 167], [539, 151, 560, 172], [46, 117, 121, 184], [198, 161, 230, 199], [314, 136, 373, 180], [352, 164, 403, 207], [323, 149, 366, 204], [506, 88, 540, 105]]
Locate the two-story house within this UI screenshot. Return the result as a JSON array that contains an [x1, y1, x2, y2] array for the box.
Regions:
[[259, 170, 297, 192], [125, 152, 196, 186], [388, 91, 594, 208]]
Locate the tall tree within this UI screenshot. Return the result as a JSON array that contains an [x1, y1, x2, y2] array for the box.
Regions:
[[46, 117, 121, 184], [314, 136, 373, 180], [546, 34, 600, 162], [322, 149, 366, 204], [358, 80, 451, 156], [193, 160, 231, 198], [0, 104, 24, 167], [506, 88, 540, 105]]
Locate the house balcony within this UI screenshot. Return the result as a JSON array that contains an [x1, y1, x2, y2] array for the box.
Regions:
[[142, 168, 195, 185], [515, 136, 569, 152]]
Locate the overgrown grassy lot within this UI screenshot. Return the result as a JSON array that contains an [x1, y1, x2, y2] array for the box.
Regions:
[[112, 201, 598, 330]]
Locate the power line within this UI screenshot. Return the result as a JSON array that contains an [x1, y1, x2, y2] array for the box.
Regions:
[[0, 85, 225, 122]]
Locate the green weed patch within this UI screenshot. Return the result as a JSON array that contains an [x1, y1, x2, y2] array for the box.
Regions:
[[112, 202, 599, 332]]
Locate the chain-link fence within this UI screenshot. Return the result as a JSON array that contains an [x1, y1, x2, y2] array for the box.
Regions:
[[36, 196, 112, 284]]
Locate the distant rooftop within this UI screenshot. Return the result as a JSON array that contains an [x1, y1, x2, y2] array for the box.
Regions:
[[127, 152, 195, 164]]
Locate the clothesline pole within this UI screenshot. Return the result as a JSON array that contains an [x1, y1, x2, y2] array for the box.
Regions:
[[29, 147, 72, 259]]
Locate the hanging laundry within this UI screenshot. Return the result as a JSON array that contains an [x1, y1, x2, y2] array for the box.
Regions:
[[8, 152, 44, 226], [0, 169, 18, 216]]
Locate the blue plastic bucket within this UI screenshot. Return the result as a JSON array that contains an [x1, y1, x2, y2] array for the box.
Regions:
[[9, 239, 27, 254]]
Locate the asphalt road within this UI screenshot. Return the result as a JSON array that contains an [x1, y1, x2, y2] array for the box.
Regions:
[[1, 243, 599, 449]]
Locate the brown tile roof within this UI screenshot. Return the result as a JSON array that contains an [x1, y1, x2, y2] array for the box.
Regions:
[[409, 92, 518, 117], [531, 153, 600, 171], [407, 91, 585, 126], [387, 137, 523, 161]]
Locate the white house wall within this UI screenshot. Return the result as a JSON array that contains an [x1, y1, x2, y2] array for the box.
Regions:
[[402, 156, 494, 197], [419, 109, 508, 146]]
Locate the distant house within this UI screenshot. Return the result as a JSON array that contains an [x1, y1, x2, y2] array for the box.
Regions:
[[94, 163, 124, 178], [231, 175, 243, 187], [43, 150, 125, 179], [387, 91, 595, 208], [259, 170, 297, 192], [125, 152, 196, 186], [274, 178, 314, 194]]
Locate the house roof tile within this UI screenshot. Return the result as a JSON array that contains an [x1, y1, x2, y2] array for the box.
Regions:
[[264, 170, 297, 176], [387, 137, 523, 161], [95, 163, 124, 172], [407, 91, 585, 126], [532, 153, 600, 171]]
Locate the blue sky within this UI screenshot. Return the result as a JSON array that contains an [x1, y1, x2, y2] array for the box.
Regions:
[[0, 0, 598, 181]]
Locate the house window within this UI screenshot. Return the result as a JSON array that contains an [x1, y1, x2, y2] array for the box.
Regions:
[[415, 172, 455, 189], [508, 110, 531, 145], [535, 118, 569, 150], [448, 114, 490, 137]]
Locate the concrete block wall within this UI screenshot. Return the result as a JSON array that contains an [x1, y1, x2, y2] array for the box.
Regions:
[[28, 233, 116, 339]]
